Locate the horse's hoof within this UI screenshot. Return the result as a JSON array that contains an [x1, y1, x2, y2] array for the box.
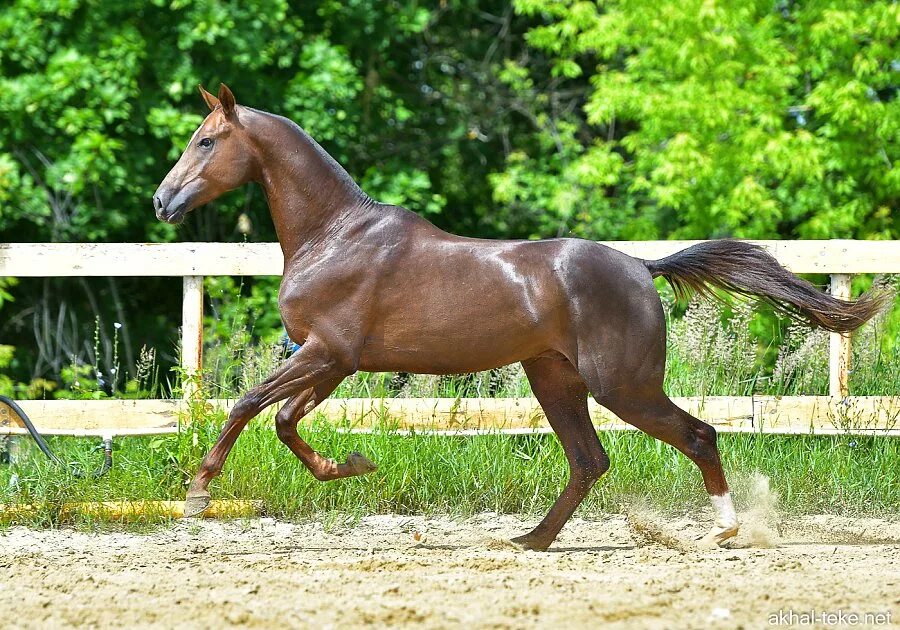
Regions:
[[697, 524, 739, 549], [346, 452, 378, 476], [183, 490, 211, 518], [510, 533, 550, 552]]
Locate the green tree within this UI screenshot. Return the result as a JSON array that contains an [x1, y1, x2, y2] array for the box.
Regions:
[[501, 0, 899, 240], [0, 1, 896, 390], [0, 0, 547, 384]]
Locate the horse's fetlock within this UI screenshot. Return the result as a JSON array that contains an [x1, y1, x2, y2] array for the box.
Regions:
[[311, 460, 337, 481], [196, 460, 219, 479]]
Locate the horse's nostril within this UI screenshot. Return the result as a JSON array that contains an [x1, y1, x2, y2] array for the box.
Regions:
[[153, 195, 163, 212]]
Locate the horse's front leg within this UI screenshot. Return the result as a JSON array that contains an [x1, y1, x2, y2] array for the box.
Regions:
[[274, 376, 377, 481], [184, 338, 353, 516]]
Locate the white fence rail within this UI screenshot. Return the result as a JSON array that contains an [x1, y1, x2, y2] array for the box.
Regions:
[[1, 240, 898, 437]]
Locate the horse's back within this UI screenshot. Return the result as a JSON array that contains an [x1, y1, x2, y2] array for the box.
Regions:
[[293, 204, 665, 374]]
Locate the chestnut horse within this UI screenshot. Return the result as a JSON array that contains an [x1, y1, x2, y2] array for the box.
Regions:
[[154, 84, 885, 550]]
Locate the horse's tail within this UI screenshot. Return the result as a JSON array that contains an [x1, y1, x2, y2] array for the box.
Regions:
[[642, 240, 892, 333]]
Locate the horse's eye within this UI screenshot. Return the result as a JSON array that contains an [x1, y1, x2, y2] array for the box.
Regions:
[[198, 137, 213, 149]]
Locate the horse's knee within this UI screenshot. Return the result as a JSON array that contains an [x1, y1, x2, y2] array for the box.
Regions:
[[275, 391, 317, 443], [274, 411, 296, 443], [275, 400, 303, 443]]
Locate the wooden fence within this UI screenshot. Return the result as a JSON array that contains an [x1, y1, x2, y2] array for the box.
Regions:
[[1, 240, 898, 437]]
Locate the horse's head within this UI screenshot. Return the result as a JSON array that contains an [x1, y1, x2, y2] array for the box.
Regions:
[[153, 84, 257, 224]]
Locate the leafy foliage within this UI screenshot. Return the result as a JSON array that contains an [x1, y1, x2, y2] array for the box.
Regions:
[[0, 1, 896, 388], [507, 0, 900, 240]]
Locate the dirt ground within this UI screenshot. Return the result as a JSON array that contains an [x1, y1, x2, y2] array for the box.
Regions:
[[1, 510, 898, 629]]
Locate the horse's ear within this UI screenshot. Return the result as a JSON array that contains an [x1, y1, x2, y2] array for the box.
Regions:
[[218, 83, 236, 117], [198, 84, 219, 111]]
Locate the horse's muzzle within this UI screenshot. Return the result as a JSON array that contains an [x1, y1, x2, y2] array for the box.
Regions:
[[153, 194, 164, 215], [153, 189, 188, 224]]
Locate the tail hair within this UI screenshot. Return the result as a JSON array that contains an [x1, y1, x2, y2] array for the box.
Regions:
[[643, 240, 892, 333]]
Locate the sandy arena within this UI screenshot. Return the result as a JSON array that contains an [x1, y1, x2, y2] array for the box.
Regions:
[[1, 511, 898, 629]]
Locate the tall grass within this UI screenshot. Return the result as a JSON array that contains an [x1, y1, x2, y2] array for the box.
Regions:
[[1, 277, 898, 527], [3, 418, 899, 527]]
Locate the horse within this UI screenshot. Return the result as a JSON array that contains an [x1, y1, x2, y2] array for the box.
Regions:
[[153, 84, 887, 551]]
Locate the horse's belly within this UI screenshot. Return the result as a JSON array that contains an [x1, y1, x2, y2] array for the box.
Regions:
[[357, 308, 549, 374], [357, 342, 532, 374]]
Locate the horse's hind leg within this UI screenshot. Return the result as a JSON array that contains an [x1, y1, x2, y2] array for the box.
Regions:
[[602, 388, 739, 547], [512, 355, 610, 551], [275, 378, 377, 480]]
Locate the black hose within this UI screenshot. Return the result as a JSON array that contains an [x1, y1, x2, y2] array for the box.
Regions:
[[0, 395, 112, 478]]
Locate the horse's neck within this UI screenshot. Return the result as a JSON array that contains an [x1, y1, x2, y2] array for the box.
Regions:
[[252, 113, 369, 258]]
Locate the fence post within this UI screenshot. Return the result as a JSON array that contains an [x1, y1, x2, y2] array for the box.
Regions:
[[829, 273, 852, 398], [181, 276, 204, 400]]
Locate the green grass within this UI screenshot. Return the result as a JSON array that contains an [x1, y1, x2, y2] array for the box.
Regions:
[[2, 413, 899, 527], [2, 282, 898, 528]]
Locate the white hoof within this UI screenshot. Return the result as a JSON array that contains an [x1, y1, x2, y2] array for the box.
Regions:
[[700, 492, 739, 548], [698, 524, 739, 548]]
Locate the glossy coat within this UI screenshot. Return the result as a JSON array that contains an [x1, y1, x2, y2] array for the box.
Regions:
[[154, 85, 884, 550]]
